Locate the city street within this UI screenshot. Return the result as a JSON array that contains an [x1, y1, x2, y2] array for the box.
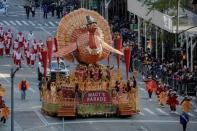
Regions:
[[0, 0, 197, 131]]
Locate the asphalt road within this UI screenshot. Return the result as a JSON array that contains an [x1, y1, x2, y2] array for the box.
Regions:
[[0, 0, 197, 131]]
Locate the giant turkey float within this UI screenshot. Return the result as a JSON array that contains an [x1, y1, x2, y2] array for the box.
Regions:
[[41, 8, 139, 117]]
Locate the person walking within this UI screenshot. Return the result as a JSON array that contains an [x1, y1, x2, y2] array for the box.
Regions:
[[0, 38, 4, 56], [180, 112, 189, 131], [27, 31, 34, 48], [167, 91, 179, 113], [31, 4, 35, 17], [0, 104, 9, 124], [42, 4, 48, 19], [15, 49, 23, 68], [24, 4, 31, 19], [18, 79, 29, 100], [180, 96, 192, 113], [144, 76, 157, 101]]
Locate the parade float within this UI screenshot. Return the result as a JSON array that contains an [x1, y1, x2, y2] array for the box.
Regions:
[[41, 8, 139, 118]]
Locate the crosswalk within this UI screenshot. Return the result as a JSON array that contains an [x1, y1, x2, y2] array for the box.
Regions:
[[0, 20, 59, 27], [139, 107, 196, 118]]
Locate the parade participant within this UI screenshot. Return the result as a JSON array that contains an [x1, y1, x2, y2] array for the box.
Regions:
[[144, 76, 157, 101], [180, 96, 192, 113], [159, 88, 168, 107], [3, 32, 9, 46], [18, 79, 29, 100], [7, 28, 13, 40], [0, 104, 9, 124], [24, 48, 30, 65], [30, 50, 36, 67], [38, 51, 42, 62], [32, 40, 38, 54], [23, 39, 29, 52], [5, 38, 11, 56], [13, 39, 19, 50], [0, 38, 4, 56], [0, 26, 4, 39], [37, 40, 44, 52], [27, 31, 34, 47], [15, 49, 23, 68], [167, 91, 179, 113], [180, 112, 189, 131], [12, 49, 17, 64], [17, 32, 24, 48]]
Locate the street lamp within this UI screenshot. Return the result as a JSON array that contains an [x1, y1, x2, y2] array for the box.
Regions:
[[10, 67, 19, 131]]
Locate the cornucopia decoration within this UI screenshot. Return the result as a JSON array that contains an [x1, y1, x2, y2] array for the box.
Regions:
[[56, 8, 123, 64]]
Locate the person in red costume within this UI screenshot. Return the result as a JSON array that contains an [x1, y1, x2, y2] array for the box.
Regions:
[[13, 39, 19, 50], [144, 76, 158, 101], [0, 38, 4, 56], [3, 32, 9, 46], [5, 38, 12, 56], [23, 39, 29, 53], [0, 26, 4, 40], [17, 32, 24, 48], [24, 48, 30, 65], [30, 50, 36, 67], [15, 49, 23, 68], [32, 40, 38, 54], [7, 28, 13, 40], [167, 91, 179, 113]]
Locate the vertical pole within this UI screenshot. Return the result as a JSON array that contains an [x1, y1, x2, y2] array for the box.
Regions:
[[145, 22, 147, 52], [11, 68, 14, 131], [162, 40, 164, 61], [191, 36, 193, 72], [138, 17, 140, 48], [175, 0, 180, 48], [156, 27, 158, 59], [63, 117, 65, 131], [186, 36, 189, 68]]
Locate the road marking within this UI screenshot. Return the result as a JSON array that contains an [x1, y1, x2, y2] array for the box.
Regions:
[[173, 111, 180, 115], [3, 20, 11, 26], [144, 108, 156, 115], [9, 20, 17, 26], [35, 110, 49, 126], [55, 21, 59, 25], [0, 73, 10, 83], [28, 21, 36, 26], [0, 22, 4, 26], [38, 23, 42, 26], [15, 20, 22, 26], [49, 21, 55, 26], [156, 108, 169, 115], [44, 23, 49, 26], [39, 27, 52, 35], [139, 112, 145, 116], [24, 119, 197, 131], [29, 87, 36, 93], [22, 20, 29, 25], [140, 88, 146, 92], [188, 112, 195, 117], [139, 126, 148, 131]]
